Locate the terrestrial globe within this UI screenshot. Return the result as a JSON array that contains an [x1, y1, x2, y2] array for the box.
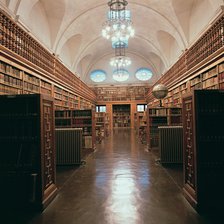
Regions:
[[152, 84, 168, 99], [152, 84, 168, 107]]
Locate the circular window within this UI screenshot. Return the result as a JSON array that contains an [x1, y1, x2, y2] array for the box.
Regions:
[[113, 69, 129, 82], [90, 70, 106, 82], [135, 68, 153, 81]]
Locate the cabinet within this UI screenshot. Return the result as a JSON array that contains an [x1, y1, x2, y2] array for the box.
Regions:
[[182, 90, 224, 212], [146, 107, 182, 150], [0, 94, 57, 210]]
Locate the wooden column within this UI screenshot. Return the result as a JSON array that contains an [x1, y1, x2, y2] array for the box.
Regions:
[[106, 103, 113, 129], [130, 103, 137, 128]]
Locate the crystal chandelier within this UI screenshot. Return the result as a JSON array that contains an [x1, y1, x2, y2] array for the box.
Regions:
[[113, 68, 129, 82], [110, 42, 131, 68], [102, 0, 135, 45]]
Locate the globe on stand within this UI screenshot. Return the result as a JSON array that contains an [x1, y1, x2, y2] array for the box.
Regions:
[[152, 84, 168, 107]]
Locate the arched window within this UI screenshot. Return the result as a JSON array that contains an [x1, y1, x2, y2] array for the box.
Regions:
[[90, 70, 106, 82], [135, 68, 152, 81]]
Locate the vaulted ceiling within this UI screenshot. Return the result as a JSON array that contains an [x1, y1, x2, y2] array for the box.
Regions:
[[0, 0, 223, 87]]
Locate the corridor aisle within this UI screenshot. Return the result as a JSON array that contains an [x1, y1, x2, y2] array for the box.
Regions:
[[3, 128, 220, 224]]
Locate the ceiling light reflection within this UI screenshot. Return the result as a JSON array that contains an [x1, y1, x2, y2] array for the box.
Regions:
[[105, 166, 139, 224]]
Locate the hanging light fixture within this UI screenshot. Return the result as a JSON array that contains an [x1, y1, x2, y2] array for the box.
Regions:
[[113, 68, 130, 82], [102, 0, 135, 45], [110, 41, 131, 68]]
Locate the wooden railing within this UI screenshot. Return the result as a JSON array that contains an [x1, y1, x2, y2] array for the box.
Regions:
[[146, 15, 224, 101], [186, 16, 224, 69], [0, 9, 96, 102], [0, 10, 54, 74]]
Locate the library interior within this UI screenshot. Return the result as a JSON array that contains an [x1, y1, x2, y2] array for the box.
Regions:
[[0, 0, 224, 223]]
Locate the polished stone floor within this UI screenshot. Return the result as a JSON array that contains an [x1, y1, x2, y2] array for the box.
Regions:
[[2, 128, 223, 224]]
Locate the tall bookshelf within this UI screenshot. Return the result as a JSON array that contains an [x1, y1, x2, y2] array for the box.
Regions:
[[55, 110, 73, 127], [146, 107, 182, 150], [219, 62, 224, 90], [95, 112, 109, 143], [0, 94, 57, 210], [0, 61, 23, 95], [80, 98, 93, 109], [147, 60, 224, 109], [73, 110, 95, 149], [113, 104, 130, 128], [0, 59, 96, 111], [135, 111, 147, 143], [104, 112, 110, 137], [182, 90, 224, 212]]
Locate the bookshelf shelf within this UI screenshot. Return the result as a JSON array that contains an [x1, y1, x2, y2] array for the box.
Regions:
[[0, 55, 95, 111], [146, 107, 182, 150], [135, 111, 147, 143], [95, 112, 109, 143], [112, 104, 131, 128], [148, 60, 224, 109], [55, 109, 95, 149]]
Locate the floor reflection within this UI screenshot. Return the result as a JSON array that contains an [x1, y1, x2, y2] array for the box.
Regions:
[[24, 127, 212, 224], [105, 165, 139, 224]]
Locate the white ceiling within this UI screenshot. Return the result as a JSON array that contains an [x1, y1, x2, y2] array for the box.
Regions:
[[1, 0, 223, 87]]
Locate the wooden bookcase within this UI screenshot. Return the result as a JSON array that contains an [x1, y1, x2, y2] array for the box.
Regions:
[[95, 112, 109, 143], [182, 90, 224, 212], [55, 109, 95, 149], [135, 111, 147, 143], [0, 94, 57, 210], [147, 59, 224, 109], [104, 112, 110, 137], [54, 86, 80, 110], [0, 61, 23, 95], [113, 104, 131, 128], [73, 110, 95, 149], [55, 110, 73, 127], [0, 60, 53, 96], [202, 66, 218, 89], [172, 86, 181, 106], [219, 62, 224, 90], [0, 59, 95, 111], [80, 98, 93, 109], [134, 112, 138, 131], [135, 111, 147, 129], [146, 107, 182, 150]]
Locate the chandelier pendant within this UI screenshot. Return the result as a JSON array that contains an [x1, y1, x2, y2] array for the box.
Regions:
[[102, 0, 135, 44], [110, 41, 131, 68]]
